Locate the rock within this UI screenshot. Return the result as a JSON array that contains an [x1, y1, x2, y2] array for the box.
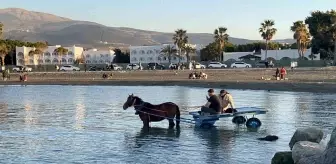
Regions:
[[296, 154, 322, 164], [271, 151, 294, 164], [289, 127, 324, 150], [292, 141, 324, 163], [321, 147, 336, 164], [326, 127, 336, 149]]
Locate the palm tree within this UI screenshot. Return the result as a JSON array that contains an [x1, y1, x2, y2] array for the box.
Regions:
[[0, 43, 8, 67], [0, 22, 3, 39], [290, 21, 310, 59], [54, 47, 68, 64], [214, 27, 229, 61], [183, 45, 196, 63], [259, 20, 277, 60], [160, 45, 177, 63], [173, 29, 188, 63]]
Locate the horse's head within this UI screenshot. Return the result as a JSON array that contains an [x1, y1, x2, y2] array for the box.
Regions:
[[123, 94, 136, 110]]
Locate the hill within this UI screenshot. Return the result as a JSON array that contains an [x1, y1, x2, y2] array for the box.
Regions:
[[0, 8, 295, 48]]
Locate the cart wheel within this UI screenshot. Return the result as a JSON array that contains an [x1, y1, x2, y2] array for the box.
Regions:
[[246, 117, 262, 128], [200, 123, 213, 129], [232, 116, 246, 125]]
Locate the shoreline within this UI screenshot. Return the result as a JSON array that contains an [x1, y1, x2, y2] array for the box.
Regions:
[[1, 80, 336, 93]]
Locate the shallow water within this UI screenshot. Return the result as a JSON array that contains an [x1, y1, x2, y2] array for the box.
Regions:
[[0, 85, 335, 164]]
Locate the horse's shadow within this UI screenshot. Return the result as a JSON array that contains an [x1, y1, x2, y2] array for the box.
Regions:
[[125, 127, 181, 149]]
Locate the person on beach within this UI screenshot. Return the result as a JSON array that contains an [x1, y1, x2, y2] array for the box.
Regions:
[[219, 90, 236, 113], [275, 68, 280, 80], [200, 89, 221, 115], [280, 66, 287, 80]]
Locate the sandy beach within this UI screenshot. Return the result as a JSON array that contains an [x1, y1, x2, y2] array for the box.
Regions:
[[1, 67, 336, 93]]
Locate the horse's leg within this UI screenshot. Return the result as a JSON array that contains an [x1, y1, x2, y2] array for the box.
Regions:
[[168, 118, 175, 129]]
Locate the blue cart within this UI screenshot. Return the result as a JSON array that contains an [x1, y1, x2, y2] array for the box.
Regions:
[[189, 107, 268, 128]]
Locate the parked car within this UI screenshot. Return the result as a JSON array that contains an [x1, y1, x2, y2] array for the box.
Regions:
[[111, 64, 123, 70], [230, 62, 252, 68], [194, 63, 206, 69], [207, 62, 227, 68], [88, 66, 104, 71], [59, 65, 80, 71], [126, 64, 143, 70], [255, 61, 274, 68], [12, 66, 32, 72], [147, 63, 165, 70]]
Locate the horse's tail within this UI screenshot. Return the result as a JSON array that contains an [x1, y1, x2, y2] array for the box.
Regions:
[[176, 105, 180, 127]]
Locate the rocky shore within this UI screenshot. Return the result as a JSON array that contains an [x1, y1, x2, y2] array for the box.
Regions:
[[272, 127, 335, 164]]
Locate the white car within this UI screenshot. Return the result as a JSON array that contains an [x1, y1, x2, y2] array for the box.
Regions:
[[111, 64, 123, 70], [12, 66, 32, 72], [230, 62, 252, 68], [208, 62, 227, 68], [126, 64, 143, 70], [194, 63, 206, 69], [59, 65, 80, 71]]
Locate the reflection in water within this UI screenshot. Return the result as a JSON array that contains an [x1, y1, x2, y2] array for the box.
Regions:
[[0, 85, 336, 164], [0, 102, 8, 123], [193, 127, 235, 163], [75, 104, 86, 130]]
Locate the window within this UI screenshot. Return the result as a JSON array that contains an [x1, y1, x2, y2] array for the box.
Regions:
[[140, 50, 145, 54], [18, 59, 24, 65], [29, 59, 34, 64], [148, 57, 153, 61], [100, 54, 104, 58], [99, 60, 104, 63], [86, 54, 91, 58], [52, 52, 57, 56], [132, 57, 137, 61], [61, 58, 67, 63], [93, 60, 98, 64], [147, 50, 153, 54], [86, 60, 91, 64], [105, 54, 109, 57], [53, 58, 59, 63], [158, 57, 161, 61], [163, 57, 167, 60], [173, 57, 177, 60], [132, 50, 137, 54], [68, 58, 73, 63], [44, 52, 51, 57], [68, 51, 73, 55], [17, 52, 24, 58], [155, 50, 160, 54], [140, 57, 144, 61], [45, 59, 51, 63]]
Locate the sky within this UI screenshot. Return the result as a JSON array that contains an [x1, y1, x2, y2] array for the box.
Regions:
[[1, 0, 336, 40]]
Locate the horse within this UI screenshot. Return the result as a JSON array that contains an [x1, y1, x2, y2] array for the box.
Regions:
[[122, 94, 180, 129]]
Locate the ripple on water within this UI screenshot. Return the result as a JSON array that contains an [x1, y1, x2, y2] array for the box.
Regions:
[[0, 85, 335, 164]]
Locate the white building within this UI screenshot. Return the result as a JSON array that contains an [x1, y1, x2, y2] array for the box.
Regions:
[[83, 48, 115, 64], [222, 48, 320, 62], [16, 46, 116, 66], [16, 45, 84, 66], [129, 44, 203, 64]]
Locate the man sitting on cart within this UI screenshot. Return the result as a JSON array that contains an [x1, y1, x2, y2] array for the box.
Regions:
[[219, 90, 236, 113], [200, 89, 221, 115]]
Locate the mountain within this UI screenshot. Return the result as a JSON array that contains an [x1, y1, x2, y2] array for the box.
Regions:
[[0, 8, 295, 48]]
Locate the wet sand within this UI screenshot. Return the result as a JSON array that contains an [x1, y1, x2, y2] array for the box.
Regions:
[[1, 67, 336, 93]]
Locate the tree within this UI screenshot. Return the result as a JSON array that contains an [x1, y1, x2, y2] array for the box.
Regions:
[[0, 43, 8, 67], [54, 47, 68, 64], [112, 48, 130, 63], [183, 45, 196, 63], [259, 20, 277, 60], [173, 29, 188, 62], [214, 27, 229, 61], [160, 45, 177, 63], [305, 10, 336, 60], [330, 14, 336, 64], [290, 21, 311, 59], [200, 42, 219, 61], [0, 22, 3, 40]]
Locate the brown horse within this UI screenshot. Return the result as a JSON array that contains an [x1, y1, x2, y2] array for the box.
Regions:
[[122, 94, 180, 129]]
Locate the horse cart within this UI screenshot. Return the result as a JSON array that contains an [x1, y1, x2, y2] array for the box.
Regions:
[[189, 107, 268, 128]]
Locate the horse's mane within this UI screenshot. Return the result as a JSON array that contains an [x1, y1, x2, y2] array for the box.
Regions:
[[133, 96, 154, 107]]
